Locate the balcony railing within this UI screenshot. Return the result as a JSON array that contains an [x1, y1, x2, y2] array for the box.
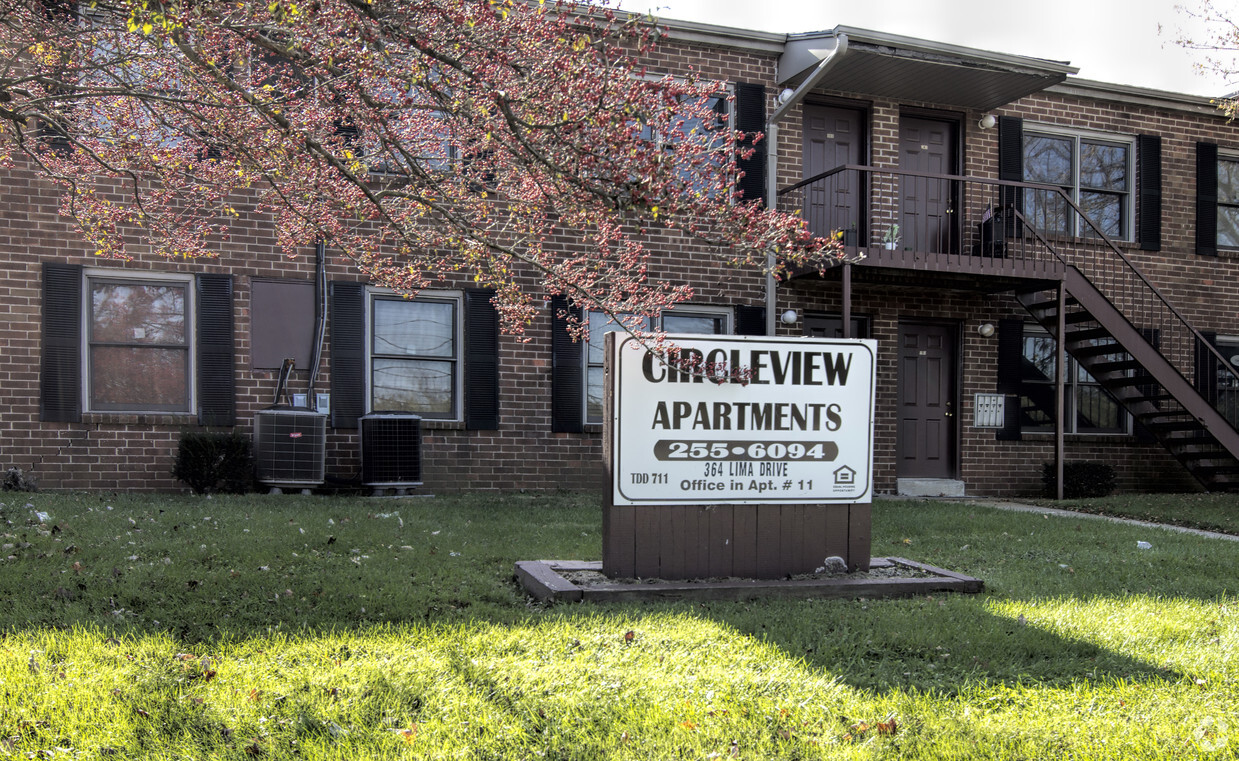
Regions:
[[779, 164, 1239, 430]]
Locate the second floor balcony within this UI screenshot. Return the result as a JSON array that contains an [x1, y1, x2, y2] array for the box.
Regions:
[[776, 165, 1119, 287]]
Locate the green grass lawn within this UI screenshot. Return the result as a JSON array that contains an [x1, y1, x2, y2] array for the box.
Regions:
[[1, 490, 1237, 759], [1029, 491, 1239, 536]]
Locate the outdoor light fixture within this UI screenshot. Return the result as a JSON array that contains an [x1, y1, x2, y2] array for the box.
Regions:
[[781, 309, 799, 325], [978, 114, 997, 130], [977, 322, 996, 338], [777, 88, 796, 105]]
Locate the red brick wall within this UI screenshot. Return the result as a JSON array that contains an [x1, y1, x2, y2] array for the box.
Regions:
[[4, 30, 1238, 497], [767, 82, 1238, 496], [0, 36, 775, 494]]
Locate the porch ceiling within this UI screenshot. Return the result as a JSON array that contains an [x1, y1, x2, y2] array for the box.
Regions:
[[779, 27, 1078, 112]]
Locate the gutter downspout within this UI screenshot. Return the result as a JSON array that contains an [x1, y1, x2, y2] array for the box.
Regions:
[[307, 239, 327, 410], [764, 34, 849, 336]]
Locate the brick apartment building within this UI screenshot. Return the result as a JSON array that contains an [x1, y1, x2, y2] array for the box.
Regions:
[[5, 17, 1239, 496]]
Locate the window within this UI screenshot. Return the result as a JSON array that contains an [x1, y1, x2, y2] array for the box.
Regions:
[[85, 274, 193, 413], [662, 307, 731, 335], [1019, 327, 1127, 434], [638, 86, 732, 199], [1211, 335, 1239, 427], [1022, 127, 1134, 240], [368, 292, 461, 420], [584, 307, 731, 424], [77, 11, 194, 150], [1217, 156, 1239, 248]]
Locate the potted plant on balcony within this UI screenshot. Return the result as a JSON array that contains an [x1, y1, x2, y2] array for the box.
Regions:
[[882, 223, 900, 250]]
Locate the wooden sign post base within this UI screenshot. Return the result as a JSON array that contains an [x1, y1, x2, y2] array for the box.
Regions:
[[601, 332, 878, 582], [602, 501, 870, 580]]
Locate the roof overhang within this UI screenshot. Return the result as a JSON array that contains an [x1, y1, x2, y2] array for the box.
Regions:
[[779, 26, 1078, 111]]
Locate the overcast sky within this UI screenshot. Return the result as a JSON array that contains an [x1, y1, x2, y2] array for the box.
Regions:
[[639, 0, 1236, 97]]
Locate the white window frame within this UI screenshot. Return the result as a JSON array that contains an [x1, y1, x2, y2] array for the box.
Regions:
[[636, 76, 735, 201], [1022, 124, 1136, 241], [583, 306, 733, 425], [1213, 335, 1239, 427], [660, 305, 733, 335], [82, 269, 196, 414], [1216, 153, 1239, 249], [365, 288, 463, 421], [1020, 325, 1130, 436]]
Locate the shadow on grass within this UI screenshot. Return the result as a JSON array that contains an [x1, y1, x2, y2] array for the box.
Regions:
[[666, 498, 1239, 694], [1, 494, 1234, 698]]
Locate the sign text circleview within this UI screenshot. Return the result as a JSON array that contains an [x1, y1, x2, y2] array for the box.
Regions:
[[609, 334, 876, 505]]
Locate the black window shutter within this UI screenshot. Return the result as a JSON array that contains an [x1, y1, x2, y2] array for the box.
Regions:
[[1195, 330, 1219, 405], [997, 116, 1023, 180], [733, 305, 766, 336], [40, 262, 82, 423], [1197, 142, 1219, 257], [1137, 135, 1162, 251], [997, 116, 1024, 237], [733, 81, 767, 207], [330, 281, 366, 429], [995, 318, 1024, 441], [550, 294, 583, 433], [196, 273, 235, 426], [464, 288, 499, 430]]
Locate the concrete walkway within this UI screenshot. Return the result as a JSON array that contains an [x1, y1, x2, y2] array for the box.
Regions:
[[915, 496, 1239, 543]]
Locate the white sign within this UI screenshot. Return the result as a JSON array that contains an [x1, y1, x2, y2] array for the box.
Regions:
[[609, 334, 876, 505]]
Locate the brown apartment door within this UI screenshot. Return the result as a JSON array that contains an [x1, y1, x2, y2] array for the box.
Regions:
[[898, 116, 958, 253], [897, 321, 957, 479], [803, 104, 864, 242]]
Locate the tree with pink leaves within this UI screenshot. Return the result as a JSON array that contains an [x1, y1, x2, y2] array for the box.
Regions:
[[0, 0, 840, 337]]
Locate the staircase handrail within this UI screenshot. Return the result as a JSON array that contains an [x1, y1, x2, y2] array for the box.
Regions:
[[779, 165, 1239, 400]]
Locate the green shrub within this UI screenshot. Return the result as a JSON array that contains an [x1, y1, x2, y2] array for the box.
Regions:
[[1041, 460, 1116, 499], [2, 467, 38, 492], [172, 432, 253, 494]]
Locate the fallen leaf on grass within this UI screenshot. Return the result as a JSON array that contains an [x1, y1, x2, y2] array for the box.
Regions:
[[623, 630, 635, 643], [845, 716, 898, 741]]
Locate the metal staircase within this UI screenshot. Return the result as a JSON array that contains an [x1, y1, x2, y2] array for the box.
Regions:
[[777, 165, 1239, 490], [1011, 207, 1239, 491]]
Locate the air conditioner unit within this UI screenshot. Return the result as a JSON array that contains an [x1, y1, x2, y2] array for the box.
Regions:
[[254, 407, 327, 493], [360, 413, 423, 494]]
